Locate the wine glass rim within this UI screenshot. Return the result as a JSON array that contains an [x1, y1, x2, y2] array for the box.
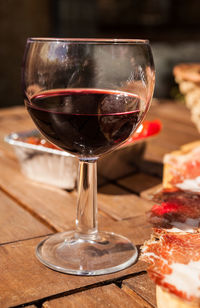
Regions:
[[27, 37, 150, 44]]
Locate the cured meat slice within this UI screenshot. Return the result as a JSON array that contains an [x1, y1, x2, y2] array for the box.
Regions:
[[141, 230, 200, 302], [148, 188, 200, 232], [143, 140, 200, 306], [163, 143, 200, 192]]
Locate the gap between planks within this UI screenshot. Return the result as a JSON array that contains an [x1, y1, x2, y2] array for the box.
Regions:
[[10, 271, 147, 308], [122, 284, 155, 308], [0, 183, 117, 238], [0, 233, 53, 247]]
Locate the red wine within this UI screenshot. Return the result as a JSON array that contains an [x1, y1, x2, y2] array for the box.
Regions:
[[25, 89, 143, 158]]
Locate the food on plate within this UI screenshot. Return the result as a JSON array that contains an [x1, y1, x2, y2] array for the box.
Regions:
[[141, 229, 200, 308], [5, 131, 78, 190], [5, 119, 161, 189], [141, 140, 200, 308], [163, 141, 200, 192], [22, 136, 60, 150], [148, 188, 200, 232], [173, 63, 200, 133], [173, 63, 200, 83]]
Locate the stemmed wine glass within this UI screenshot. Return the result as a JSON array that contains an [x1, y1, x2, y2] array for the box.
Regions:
[[23, 38, 155, 275]]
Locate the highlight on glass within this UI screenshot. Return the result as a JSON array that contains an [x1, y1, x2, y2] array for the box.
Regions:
[[22, 38, 155, 275]]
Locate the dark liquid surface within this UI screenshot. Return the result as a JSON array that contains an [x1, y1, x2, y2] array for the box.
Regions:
[[26, 89, 143, 158]]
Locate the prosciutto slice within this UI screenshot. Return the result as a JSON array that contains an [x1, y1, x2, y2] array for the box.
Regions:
[[164, 145, 200, 192], [141, 229, 200, 302], [148, 188, 200, 232]]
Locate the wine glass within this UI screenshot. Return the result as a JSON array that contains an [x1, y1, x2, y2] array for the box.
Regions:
[[22, 38, 155, 275]]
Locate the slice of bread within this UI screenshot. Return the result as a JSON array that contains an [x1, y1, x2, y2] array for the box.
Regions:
[[173, 63, 200, 133], [153, 142, 200, 307], [163, 141, 200, 192], [163, 149, 182, 189], [173, 64, 200, 84], [157, 286, 200, 308]]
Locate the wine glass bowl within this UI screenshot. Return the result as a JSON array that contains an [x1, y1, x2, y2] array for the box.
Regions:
[[23, 38, 155, 275]]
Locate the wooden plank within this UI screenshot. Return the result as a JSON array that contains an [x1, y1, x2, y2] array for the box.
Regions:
[[140, 184, 162, 202], [0, 154, 113, 232], [100, 215, 152, 245], [98, 183, 128, 195], [97, 174, 108, 187], [0, 98, 196, 308], [145, 130, 199, 162], [98, 184, 153, 220], [137, 159, 163, 179], [0, 154, 78, 232], [0, 190, 52, 244], [146, 118, 199, 151], [0, 107, 34, 156], [117, 173, 161, 194], [0, 152, 154, 229], [0, 215, 152, 307], [145, 101, 200, 163], [144, 142, 167, 163], [97, 143, 143, 180], [42, 283, 151, 308], [148, 100, 195, 126], [122, 273, 156, 308]]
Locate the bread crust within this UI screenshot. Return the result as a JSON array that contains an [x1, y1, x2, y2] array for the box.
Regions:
[[156, 286, 200, 308], [173, 64, 200, 83], [163, 141, 200, 189]]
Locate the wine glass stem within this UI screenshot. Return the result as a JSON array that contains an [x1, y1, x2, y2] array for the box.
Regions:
[[75, 160, 98, 239]]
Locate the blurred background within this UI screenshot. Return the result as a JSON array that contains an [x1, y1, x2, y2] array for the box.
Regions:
[[1, 0, 200, 108]]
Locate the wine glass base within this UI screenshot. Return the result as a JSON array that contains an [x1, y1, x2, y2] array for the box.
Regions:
[[36, 231, 138, 276]]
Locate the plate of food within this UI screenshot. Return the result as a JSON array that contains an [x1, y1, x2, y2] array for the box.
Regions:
[[141, 140, 200, 308], [5, 119, 161, 189]]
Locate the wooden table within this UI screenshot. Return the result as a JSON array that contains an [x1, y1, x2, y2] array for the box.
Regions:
[[0, 100, 199, 308]]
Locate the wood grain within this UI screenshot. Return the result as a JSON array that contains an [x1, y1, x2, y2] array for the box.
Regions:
[[0, 101, 196, 307], [117, 172, 161, 194], [0, 107, 33, 156], [0, 235, 148, 307], [98, 184, 153, 220], [148, 100, 196, 125], [140, 184, 162, 201], [0, 190, 52, 244], [122, 273, 156, 308], [42, 283, 151, 308], [0, 152, 152, 230], [0, 154, 77, 231], [140, 184, 163, 202], [145, 101, 200, 162], [98, 183, 129, 195]]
